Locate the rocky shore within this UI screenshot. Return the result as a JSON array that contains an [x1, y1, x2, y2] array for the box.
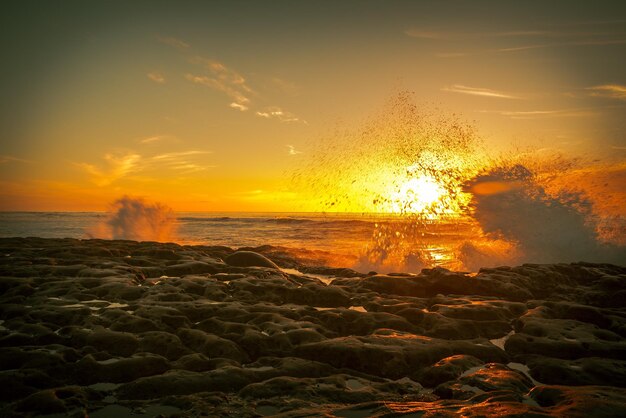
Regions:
[[1, 237, 625, 417]]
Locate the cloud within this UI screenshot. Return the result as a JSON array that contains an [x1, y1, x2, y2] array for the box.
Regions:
[[587, 84, 626, 101], [147, 72, 166, 84], [478, 108, 597, 119], [146, 150, 214, 173], [77, 150, 214, 186], [185, 62, 252, 110], [140, 135, 167, 144], [287, 145, 302, 155], [157, 36, 190, 50], [256, 106, 305, 123], [151, 150, 209, 161], [442, 84, 519, 99], [76, 153, 141, 187], [405, 28, 554, 40], [497, 39, 626, 53], [229, 102, 248, 111], [0, 155, 30, 164], [178, 50, 303, 121]]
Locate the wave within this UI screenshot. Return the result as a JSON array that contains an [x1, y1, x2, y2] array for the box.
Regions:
[[178, 216, 233, 222], [177, 216, 374, 228], [265, 218, 315, 224]]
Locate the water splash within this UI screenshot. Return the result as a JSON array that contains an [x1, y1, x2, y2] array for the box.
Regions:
[[294, 91, 485, 272], [461, 157, 626, 270], [294, 91, 484, 216], [293, 91, 625, 272], [87, 196, 177, 242]]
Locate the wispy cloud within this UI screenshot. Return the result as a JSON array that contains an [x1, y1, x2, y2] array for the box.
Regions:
[[405, 28, 552, 40], [442, 84, 519, 99], [185, 58, 253, 110], [164, 39, 303, 122], [497, 39, 626, 52], [77, 150, 213, 186], [147, 72, 165, 84], [157, 36, 190, 50], [76, 153, 141, 187], [229, 102, 248, 111], [151, 150, 209, 161], [478, 108, 598, 119], [587, 84, 626, 100], [140, 135, 169, 144], [286, 145, 302, 155], [256, 107, 305, 123], [0, 155, 30, 164]]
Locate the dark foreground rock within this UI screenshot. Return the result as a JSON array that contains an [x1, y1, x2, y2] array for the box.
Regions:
[[0, 237, 625, 417]]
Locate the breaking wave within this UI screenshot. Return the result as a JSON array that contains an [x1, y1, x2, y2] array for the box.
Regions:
[[87, 196, 177, 242]]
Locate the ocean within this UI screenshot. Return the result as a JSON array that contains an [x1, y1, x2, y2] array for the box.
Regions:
[[0, 212, 474, 272]]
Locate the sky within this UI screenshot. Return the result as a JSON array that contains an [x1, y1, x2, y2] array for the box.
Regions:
[[1, 0, 625, 211]]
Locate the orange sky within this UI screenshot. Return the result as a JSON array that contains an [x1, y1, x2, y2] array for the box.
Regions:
[[1, 1, 625, 212]]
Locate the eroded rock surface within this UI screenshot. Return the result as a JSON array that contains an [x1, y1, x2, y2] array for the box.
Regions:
[[0, 238, 624, 417]]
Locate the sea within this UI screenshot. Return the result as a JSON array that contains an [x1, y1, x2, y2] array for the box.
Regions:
[[0, 212, 476, 272]]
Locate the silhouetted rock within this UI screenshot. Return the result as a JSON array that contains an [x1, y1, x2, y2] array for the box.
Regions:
[[0, 237, 624, 417], [224, 251, 279, 269]]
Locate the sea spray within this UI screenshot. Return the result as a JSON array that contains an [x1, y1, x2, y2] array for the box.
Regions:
[[87, 196, 177, 242], [293, 91, 485, 272], [293, 91, 625, 272], [461, 159, 626, 270]]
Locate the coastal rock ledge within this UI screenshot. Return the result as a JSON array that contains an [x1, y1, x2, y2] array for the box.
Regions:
[[0, 237, 625, 417]]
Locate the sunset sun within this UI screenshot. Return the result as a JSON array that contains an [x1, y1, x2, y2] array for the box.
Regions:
[[392, 174, 444, 214]]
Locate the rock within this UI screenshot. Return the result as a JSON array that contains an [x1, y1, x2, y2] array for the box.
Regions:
[[530, 385, 626, 417], [85, 329, 139, 357], [176, 328, 249, 363], [1, 238, 625, 417], [296, 332, 508, 379], [526, 356, 626, 387], [117, 367, 253, 399], [225, 251, 279, 269], [73, 353, 170, 384], [164, 261, 218, 276], [417, 355, 484, 387], [138, 331, 190, 360]]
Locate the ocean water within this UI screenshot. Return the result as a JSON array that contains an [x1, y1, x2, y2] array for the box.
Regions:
[[0, 212, 473, 272]]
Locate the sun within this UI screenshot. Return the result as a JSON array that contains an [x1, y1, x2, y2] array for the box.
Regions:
[[391, 174, 444, 214]]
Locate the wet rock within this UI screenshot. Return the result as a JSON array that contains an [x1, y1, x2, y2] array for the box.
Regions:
[[176, 328, 249, 363], [74, 353, 170, 384], [530, 385, 626, 417], [526, 356, 626, 387], [1, 238, 624, 417], [296, 332, 508, 379], [417, 354, 484, 387], [12, 386, 93, 416], [164, 261, 218, 276], [225, 251, 279, 269], [139, 331, 190, 360], [172, 353, 235, 372], [117, 367, 253, 399], [85, 329, 139, 357]]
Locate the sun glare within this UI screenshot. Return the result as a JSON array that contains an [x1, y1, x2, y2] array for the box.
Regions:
[[392, 174, 444, 214]]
